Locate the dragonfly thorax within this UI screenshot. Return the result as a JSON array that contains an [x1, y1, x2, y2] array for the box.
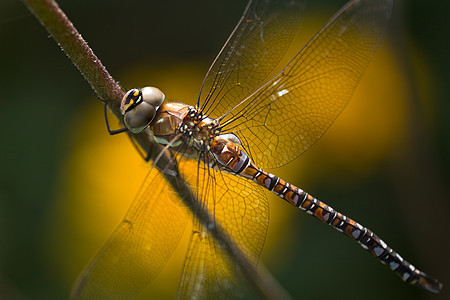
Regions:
[[151, 104, 220, 157]]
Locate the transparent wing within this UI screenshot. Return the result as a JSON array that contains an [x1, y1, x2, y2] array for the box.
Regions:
[[198, 0, 306, 118], [176, 159, 269, 299], [71, 166, 189, 299], [220, 0, 393, 169]]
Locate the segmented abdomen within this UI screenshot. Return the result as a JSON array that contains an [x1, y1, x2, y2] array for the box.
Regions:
[[211, 137, 442, 293]]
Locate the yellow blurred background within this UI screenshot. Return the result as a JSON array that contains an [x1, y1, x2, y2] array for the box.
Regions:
[[1, 0, 448, 299]]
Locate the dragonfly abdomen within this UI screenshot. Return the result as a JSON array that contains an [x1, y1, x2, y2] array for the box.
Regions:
[[255, 168, 442, 293], [211, 136, 442, 293]]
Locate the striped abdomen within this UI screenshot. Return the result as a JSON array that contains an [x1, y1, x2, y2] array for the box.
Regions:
[[211, 136, 442, 293]]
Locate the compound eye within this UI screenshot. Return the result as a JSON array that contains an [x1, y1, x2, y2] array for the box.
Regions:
[[120, 88, 142, 115], [123, 101, 156, 133], [140, 86, 165, 107]]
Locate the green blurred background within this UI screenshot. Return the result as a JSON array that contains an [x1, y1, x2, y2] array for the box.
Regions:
[[0, 0, 449, 299]]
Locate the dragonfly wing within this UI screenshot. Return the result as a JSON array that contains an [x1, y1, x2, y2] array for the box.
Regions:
[[71, 166, 189, 299], [177, 225, 244, 299], [177, 159, 269, 299], [222, 0, 393, 169], [198, 0, 306, 118]]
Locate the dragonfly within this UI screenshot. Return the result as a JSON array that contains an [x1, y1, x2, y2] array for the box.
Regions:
[[72, 0, 443, 298]]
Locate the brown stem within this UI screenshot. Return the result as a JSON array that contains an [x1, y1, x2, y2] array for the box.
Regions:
[[23, 0, 123, 114], [23, 0, 290, 299]]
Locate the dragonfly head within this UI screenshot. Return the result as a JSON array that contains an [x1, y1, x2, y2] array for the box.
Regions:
[[120, 86, 165, 133]]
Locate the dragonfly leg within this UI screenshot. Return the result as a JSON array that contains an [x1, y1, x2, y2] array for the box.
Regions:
[[143, 143, 152, 162], [103, 102, 128, 135], [116, 81, 128, 91], [124, 131, 153, 162]]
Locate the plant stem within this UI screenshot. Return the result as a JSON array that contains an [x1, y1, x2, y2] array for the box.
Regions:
[[23, 0, 290, 299], [23, 0, 123, 114]]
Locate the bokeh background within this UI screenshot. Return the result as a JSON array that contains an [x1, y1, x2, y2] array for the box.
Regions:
[[1, 0, 449, 299]]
